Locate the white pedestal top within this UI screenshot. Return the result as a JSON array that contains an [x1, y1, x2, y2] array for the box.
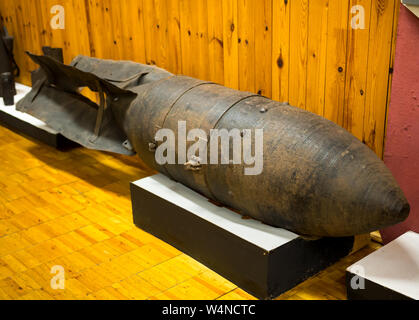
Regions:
[[347, 231, 419, 299], [133, 174, 299, 251]]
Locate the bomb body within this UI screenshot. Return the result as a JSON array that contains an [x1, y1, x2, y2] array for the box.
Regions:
[[17, 54, 409, 237]]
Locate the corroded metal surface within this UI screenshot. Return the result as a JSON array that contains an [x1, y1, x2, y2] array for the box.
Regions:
[[0, 26, 18, 99], [16, 53, 410, 237]]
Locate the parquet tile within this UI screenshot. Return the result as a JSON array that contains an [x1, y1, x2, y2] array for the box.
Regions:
[[0, 125, 380, 300]]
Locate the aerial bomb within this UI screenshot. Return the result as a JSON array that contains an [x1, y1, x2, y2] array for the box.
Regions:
[[17, 53, 410, 237]]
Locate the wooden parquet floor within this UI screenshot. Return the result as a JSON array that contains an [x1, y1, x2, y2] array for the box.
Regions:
[[0, 125, 381, 300]]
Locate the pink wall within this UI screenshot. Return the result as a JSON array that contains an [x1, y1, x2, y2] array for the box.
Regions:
[[381, 4, 419, 244]]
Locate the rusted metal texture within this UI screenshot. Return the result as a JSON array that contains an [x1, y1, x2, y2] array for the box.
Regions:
[[16, 53, 410, 237]]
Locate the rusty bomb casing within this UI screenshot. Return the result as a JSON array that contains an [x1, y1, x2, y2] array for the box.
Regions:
[[17, 53, 410, 237]]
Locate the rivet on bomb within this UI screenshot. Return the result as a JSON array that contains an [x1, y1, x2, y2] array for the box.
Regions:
[[148, 142, 157, 152]]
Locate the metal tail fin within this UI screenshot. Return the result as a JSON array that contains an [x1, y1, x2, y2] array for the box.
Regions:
[[17, 52, 138, 155]]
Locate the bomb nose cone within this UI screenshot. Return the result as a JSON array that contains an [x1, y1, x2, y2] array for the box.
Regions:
[[396, 201, 410, 222], [377, 186, 410, 227], [400, 202, 410, 218], [340, 156, 410, 236], [303, 130, 411, 237]]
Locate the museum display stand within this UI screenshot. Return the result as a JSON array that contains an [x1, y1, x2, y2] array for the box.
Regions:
[[347, 231, 419, 300], [0, 83, 74, 148], [131, 174, 362, 299]]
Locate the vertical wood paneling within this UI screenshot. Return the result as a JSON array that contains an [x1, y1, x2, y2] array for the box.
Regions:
[[118, 0, 147, 63], [46, 0, 65, 52], [237, 0, 255, 92], [34, 2, 50, 49], [222, 0, 239, 89], [207, 0, 224, 84], [143, 0, 167, 67], [164, 0, 182, 73], [86, 0, 114, 59], [196, 0, 210, 81], [11, 2, 28, 78], [0, 0, 400, 158], [107, 1, 125, 60], [343, 0, 372, 140], [306, 0, 329, 116], [254, 0, 272, 97], [67, 0, 91, 58], [289, 0, 308, 110], [105, 0, 120, 59], [20, 0, 41, 82], [323, 0, 349, 125], [180, 0, 211, 80], [166, 0, 182, 74], [179, 0, 197, 78], [25, 0, 42, 57], [383, 0, 400, 143], [272, 0, 290, 102], [363, 0, 396, 157]]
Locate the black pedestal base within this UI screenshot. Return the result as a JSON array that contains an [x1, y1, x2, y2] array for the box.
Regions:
[[131, 174, 355, 299]]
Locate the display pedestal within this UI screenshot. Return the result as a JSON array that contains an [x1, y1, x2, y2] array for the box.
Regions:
[[0, 83, 75, 149], [346, 231, 419, 300], [131, 174, 357, 299]]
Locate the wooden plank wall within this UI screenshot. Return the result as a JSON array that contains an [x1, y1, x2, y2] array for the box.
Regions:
[[0, 0, 399, 157]]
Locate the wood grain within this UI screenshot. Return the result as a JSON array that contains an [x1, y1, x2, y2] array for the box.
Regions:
[[222, 0, 239, 89], [289, 0, 308, 110], [323, 0, 349, 125], [363, 0, 397, 157], [343, 0, 372, 140], [306, 0, 329, 116], [0, 0, 400, 159], [0, 122, 379, 300], [272, 0, 290, 102]]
